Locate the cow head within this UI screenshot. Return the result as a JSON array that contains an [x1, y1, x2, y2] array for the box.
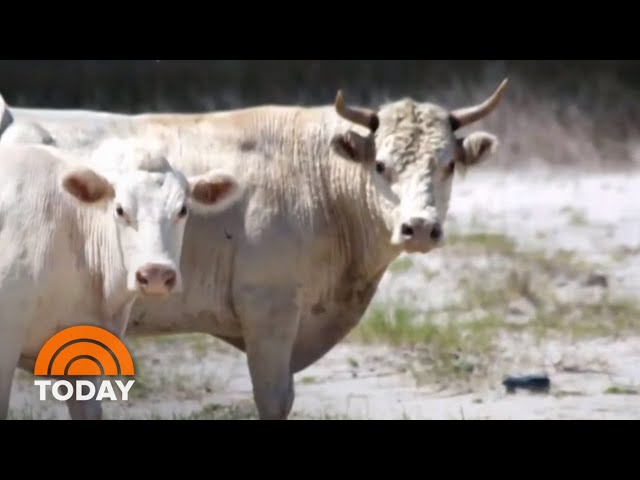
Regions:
[[60, 139, 242, 297], [337, 79, 507, 254]]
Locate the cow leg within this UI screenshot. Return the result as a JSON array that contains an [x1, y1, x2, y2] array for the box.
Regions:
[[240, 286, 300, 420], [0, 375, 14, 420], [64, 376, 102, 420], [0, 341, 20, 420]]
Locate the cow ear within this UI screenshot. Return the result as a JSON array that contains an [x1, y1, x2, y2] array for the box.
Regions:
[[330, 131, 375, 164], [61, 166, 115, 205], [457, 132, 499, 168], [187, 169, 242, 215]]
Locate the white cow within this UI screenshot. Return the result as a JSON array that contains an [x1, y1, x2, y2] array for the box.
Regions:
[[0, 81, 508, 419], [0, 139, 244, 419]]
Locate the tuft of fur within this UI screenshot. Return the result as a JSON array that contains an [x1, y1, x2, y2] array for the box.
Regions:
[[90, 137, 172, 173]]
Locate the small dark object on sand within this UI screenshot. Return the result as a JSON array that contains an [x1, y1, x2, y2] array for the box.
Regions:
[[585, 272, 608, 288], [502, 374, 551, 394]]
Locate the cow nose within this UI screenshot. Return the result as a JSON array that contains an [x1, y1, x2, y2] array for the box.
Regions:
[[400, 218, 443, 240], [430, 223, 443, 241], [135, 264, 177, 295]]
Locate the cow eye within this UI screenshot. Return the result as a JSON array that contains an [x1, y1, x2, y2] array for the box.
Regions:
[[177, 205, 188, 218], [115, 205, 125, 217], [375, 161, 386, 174], [445, 161, 455, 175]]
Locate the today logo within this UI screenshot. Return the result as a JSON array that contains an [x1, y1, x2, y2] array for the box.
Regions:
[[33, 325, 136, 401]]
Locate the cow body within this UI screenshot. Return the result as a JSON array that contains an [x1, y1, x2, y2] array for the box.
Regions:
[[0, 82, 507, 419], [0, 141, 244, 419]]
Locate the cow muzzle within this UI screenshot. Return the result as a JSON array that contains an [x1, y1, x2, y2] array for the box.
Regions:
[[134, 263, 179, 296], [391, 216, 443, 253]]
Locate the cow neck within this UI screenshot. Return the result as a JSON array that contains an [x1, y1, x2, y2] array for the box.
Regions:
[[322, 126, 401, 278]]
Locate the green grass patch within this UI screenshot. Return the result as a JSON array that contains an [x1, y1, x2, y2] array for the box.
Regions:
[[604, 385, 638, 395], [446, 232, 518, 255], [389, 257, 413, 274], [349, 304, 503, 383], [565, 208, 589, 226]]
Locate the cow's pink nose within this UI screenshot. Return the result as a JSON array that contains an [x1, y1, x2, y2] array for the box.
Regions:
[[135, 264, 177, 295]]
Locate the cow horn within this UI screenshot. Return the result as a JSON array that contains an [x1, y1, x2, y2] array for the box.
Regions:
[[334, 90, 380, 132], [449, 78, 508, 131]]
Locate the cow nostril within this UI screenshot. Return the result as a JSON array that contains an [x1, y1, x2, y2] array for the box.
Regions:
[[430, 223, 443, 241], [136, 271, 148, 286], [164, 272, 177, 289], [400, 224, 414, 236]]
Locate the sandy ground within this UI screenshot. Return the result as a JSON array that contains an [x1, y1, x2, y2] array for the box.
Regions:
[[8, 167, 640, 420]]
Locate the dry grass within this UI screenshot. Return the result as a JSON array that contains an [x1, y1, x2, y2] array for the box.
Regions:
[[175, 403, 349, 420], [348, 231, 640, 388]]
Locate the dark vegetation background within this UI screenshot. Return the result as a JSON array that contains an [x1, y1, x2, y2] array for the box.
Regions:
[[1, 60, 639, 170]]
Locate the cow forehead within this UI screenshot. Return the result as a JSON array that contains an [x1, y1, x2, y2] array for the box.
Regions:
[[376, 99, 455, 171], [114, 169, 188, 209]]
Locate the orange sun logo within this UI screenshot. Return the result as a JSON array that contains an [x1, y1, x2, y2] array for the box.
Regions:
[[34, 325, 134, 377]]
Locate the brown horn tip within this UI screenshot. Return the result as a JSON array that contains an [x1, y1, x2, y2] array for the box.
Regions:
[[449, 77, 509, 131], [335, 89, 345, 110], [369, 112, 380, 132], [333, 89, 380, 133]]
